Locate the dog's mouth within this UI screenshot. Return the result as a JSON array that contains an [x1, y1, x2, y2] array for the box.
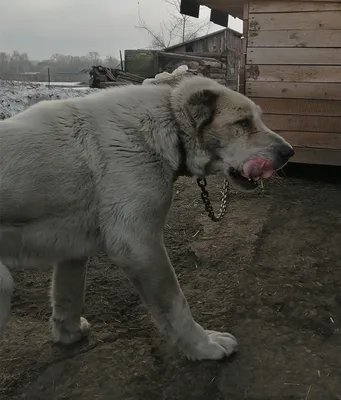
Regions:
[[228, 168, 259, 191], [228, 158, 275, 192]]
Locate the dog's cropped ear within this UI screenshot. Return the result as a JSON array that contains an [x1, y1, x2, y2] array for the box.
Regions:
[[186, 89, 218, 131]]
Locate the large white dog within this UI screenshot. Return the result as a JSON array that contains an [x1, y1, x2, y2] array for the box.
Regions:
[[0, 76, 294, 360]]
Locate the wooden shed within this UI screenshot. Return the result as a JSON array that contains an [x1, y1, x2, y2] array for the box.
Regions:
[[164, 28, 242, 89], [195, 0, 341, 166], [125, 29, 242, 89], [164, 27, 241, 55]]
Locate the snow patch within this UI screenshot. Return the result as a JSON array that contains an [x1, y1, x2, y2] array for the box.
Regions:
[[0, 80, 99, 120]]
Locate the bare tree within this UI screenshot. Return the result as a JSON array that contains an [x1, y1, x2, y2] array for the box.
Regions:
[[87, 52, 101, 65], [137, 0, 210, 49], [104, 55, 121, 68]]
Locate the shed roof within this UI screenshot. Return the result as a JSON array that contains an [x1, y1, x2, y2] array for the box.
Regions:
[[165, 27, 242, 52]]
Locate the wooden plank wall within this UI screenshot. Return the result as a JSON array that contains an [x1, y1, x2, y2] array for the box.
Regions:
[[245, 1, 341, 165]]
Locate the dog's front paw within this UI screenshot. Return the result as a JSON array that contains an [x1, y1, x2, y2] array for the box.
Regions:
[[184, 328, 238, 361], [51, 316, 90, 345]]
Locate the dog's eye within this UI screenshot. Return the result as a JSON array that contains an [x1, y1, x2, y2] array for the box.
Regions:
[[237, 118, 252, 128]]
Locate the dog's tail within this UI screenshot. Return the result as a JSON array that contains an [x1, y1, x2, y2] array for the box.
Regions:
[[0, 261, 13, 339]]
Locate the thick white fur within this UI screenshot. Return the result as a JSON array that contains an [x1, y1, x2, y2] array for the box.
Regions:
[[0, 76, 292, 359]]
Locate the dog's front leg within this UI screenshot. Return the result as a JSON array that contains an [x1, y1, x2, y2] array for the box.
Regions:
[[0, 260, 14, 338], [114, 242, 238, 360]]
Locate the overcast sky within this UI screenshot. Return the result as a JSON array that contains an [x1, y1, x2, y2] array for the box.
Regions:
[[0, 0, 242, 60]]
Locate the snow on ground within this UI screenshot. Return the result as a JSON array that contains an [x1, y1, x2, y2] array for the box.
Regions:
[[7, 81, 88, 87], [0, 80, 98, 120]]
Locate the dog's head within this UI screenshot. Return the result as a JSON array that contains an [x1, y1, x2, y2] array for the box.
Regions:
[[171, 76, 294, 191]]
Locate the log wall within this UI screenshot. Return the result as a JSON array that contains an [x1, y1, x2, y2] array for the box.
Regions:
[[244, 1, 341, 165]]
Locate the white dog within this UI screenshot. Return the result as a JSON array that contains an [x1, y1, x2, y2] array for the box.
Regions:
[[0, 76, 294, 360]]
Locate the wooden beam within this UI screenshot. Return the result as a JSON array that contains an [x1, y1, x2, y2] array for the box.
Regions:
[[201, 0, 341, 19], [246, 65, 341, 83], [251, 98, 341, 116], [262, 114, 341, 133], [278, 131, 341, 149], [247, 48, 341, 65], [248, 30, 341, 48], [290, 148, 341, 166], [158, 51, 219, 64], [249, 11, 341, 31], [250, 1, 341, 13], [246, 81, 341, 100], [239, 3, 249, 93]]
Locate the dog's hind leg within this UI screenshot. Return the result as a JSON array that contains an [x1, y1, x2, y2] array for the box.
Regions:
[[111, 240, 238, 361], [50, 257, 90, 344], [0, 260, 14, 338]]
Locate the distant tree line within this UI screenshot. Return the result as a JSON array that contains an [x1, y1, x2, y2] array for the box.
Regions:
[[0, 51, 120, 82]]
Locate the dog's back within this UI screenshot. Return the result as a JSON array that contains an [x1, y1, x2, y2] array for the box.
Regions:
[[0, 101, 94, 221], [0, 84, 178, 266]]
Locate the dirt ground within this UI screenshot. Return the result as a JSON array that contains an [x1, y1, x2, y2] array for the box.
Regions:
[[1, 168, 341, 400]]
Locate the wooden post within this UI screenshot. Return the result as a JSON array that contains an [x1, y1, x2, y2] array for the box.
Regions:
[[224, 28, 228, 87], [47, 67, 51, 89], [239, 2, 249, 95], [120, 51, 124, 71]]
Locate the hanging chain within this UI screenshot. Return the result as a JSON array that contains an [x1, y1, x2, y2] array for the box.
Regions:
[[196, 178, 229, 222]]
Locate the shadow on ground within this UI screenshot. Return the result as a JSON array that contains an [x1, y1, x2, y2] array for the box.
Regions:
[[1, 164, 341, 400]]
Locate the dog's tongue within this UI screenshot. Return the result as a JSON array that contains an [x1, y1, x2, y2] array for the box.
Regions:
[[243, 158, 274, 179]]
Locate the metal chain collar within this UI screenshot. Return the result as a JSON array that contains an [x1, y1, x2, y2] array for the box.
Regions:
[[196, 178, 229, 222]]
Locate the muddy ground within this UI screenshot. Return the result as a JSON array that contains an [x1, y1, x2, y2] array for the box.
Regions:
[[1, 168, 341, 400]]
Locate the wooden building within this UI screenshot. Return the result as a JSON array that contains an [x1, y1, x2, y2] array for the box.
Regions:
[[164, 27, 241, 55], [164, 28, 242, 89], [191, 0, 341, 166], [125, 29, 242, 89]]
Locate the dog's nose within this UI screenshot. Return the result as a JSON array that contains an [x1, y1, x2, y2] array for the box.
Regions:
[[279, 145, 295, 160], [274, 144, 295, 169]]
